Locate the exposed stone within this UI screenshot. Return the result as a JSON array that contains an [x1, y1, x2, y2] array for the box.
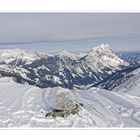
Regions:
[[46, 104, 80, 118]]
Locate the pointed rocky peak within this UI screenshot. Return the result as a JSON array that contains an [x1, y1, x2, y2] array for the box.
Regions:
[[89, 44, 113, 56], [93, 43, 111, 50], [86, 43, 129, 67]]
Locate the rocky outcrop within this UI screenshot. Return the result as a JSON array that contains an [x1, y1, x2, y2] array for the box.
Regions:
[[45, 91, 83, 118]]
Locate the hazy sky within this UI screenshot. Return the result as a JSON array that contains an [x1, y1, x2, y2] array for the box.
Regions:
[[0, 13, 140, 52]]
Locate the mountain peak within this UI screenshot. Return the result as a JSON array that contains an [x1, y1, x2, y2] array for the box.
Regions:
[[56, 50, 77, 59], [92, 44, 111, 52], [88, 44, 113, 56], [58, 50, 72, 55]]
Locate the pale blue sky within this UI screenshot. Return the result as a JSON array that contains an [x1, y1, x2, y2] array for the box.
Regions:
[[0, 13, 140, 52]]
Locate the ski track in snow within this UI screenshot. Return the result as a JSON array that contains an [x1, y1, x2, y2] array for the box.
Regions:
[[0, 82, 140, 127]]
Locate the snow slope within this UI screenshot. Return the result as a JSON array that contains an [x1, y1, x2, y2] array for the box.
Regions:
[[113, 67, 140, 96], [0, 81, 140, 127]]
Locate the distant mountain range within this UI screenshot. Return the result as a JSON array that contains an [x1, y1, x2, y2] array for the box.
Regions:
[[118, 51, 140, 66], [0, 44, 129, 89]]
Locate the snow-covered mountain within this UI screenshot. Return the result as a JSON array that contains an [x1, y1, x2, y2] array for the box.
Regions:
[[0, 81, 140, 127], [94, 65, 140, 90], [113, 67, 140, 96], [0, 44, 140, 128], [0, 48, 48, 65], [0, 44, 129, 89]]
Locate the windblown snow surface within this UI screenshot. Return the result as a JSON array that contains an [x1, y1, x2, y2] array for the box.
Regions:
[[0, 81, 140, 128]]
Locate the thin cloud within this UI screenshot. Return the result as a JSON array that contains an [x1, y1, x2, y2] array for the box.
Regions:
[[0, 13, 139, 51]]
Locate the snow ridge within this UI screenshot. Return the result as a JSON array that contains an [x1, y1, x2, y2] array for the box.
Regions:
[[0, 81, 140, 127]]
